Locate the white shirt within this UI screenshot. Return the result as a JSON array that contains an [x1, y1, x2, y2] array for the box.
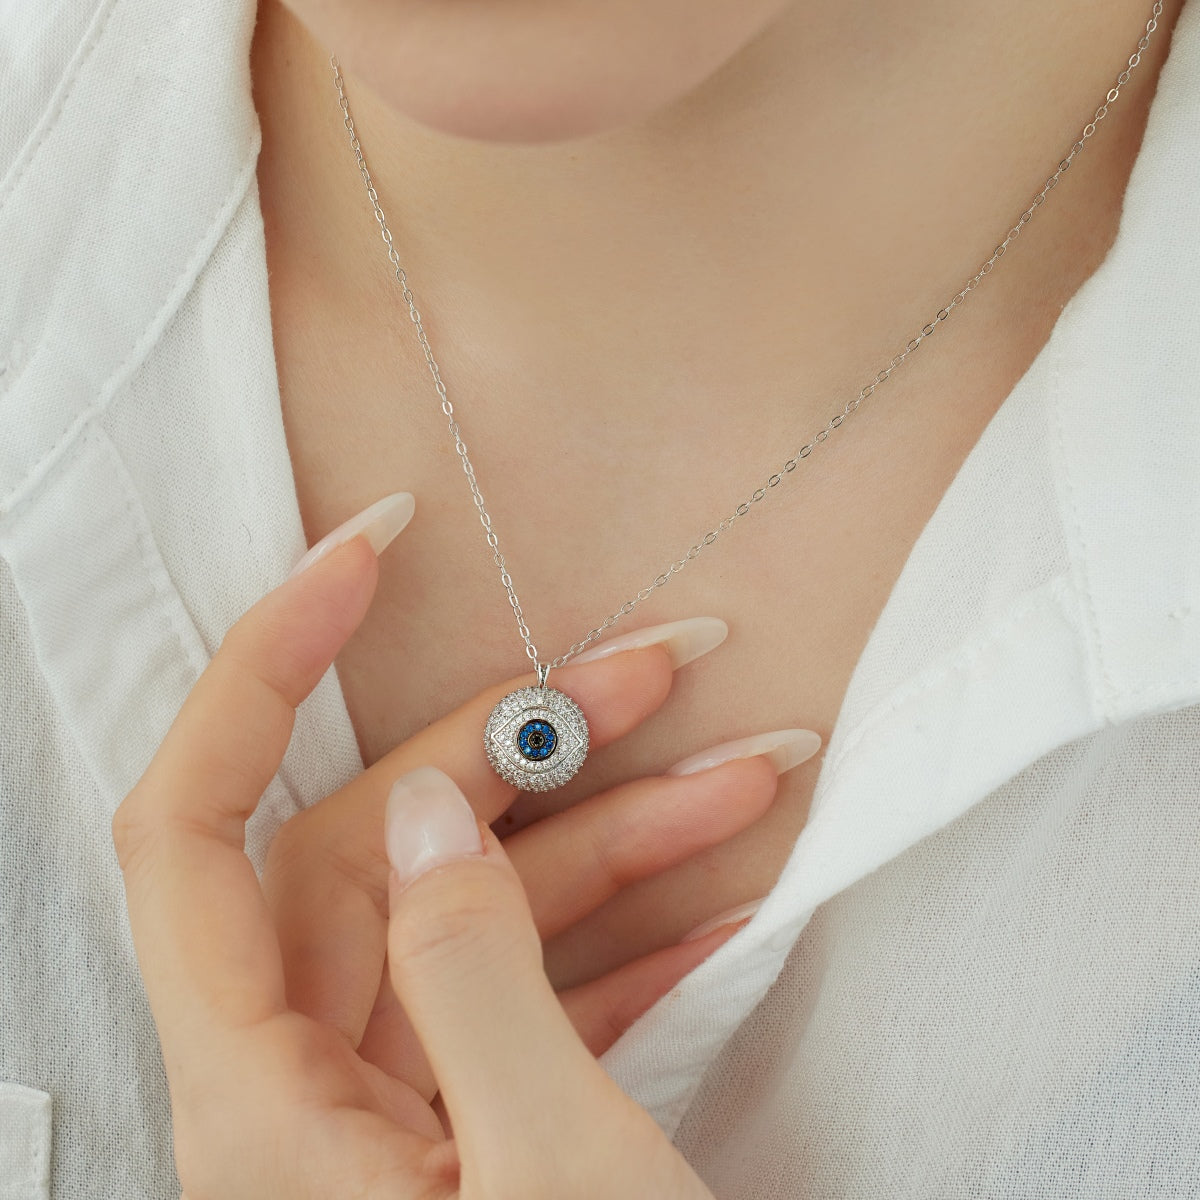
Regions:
[[1, 1, 1198, 1197]]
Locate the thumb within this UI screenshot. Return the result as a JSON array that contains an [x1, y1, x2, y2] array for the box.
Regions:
[[383, 766, 606, 1175]]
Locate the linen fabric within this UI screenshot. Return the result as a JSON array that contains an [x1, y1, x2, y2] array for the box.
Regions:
[[1, 1, 1198, 1196]]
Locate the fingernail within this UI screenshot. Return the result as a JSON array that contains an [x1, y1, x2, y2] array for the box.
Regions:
[[666, 728, 822, 777], [288, 492, 416, 578], [385, 766, 484, 888], [680, 899, 766, 944], [571, 617, 728, 669]]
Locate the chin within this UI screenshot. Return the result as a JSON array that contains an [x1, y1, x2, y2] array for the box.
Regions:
[[295, 0, 792, 144], [361, 64, 693, 145]]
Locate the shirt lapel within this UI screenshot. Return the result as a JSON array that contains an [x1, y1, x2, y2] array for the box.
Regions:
[[0, 0, 365, 869]]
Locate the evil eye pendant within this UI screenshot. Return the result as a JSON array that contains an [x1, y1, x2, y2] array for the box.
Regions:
[[483, 673, 590, 792]]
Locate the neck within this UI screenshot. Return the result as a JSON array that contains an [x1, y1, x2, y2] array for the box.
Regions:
[[251, 0, 1173, 429]]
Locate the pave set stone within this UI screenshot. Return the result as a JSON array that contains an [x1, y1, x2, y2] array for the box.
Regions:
[[483, 685, 590, 791]]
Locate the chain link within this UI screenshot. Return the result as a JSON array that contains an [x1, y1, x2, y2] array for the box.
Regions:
[[330, 0, 1162, 673]]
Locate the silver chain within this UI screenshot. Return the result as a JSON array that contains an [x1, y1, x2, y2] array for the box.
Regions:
[[330, 0, 1161, 674]]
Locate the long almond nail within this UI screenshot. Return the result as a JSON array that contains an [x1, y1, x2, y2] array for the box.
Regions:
[[385, 766, 484, 889], [680, 899, 766, 944], [571, 617, 728, 669], [667, 728, 822, 777], [289, 492, 415, 578]]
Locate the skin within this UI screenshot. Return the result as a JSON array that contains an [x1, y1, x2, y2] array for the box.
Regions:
[[251, 0, 1182, 989], [289, 0, 794, 142]]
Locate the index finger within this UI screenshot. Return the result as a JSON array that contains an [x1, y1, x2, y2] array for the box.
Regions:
[[112, 532, 383, 1057]]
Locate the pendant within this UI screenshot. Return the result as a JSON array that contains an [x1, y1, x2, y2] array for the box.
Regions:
[[483, 664, 590, 791]]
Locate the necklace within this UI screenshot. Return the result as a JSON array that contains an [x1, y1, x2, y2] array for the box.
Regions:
[[329, 3, 1162, 791]]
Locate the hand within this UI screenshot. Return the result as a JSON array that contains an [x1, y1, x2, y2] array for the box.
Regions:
[[112, 531, 759, 1196], [259, 557, 778, 1101]]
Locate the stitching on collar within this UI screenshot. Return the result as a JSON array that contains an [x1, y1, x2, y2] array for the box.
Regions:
[[0, 0, 120, 210], [816, 572, 1081, 796], [0, 132, 261, 521], [1048, 341, 1118, 722]]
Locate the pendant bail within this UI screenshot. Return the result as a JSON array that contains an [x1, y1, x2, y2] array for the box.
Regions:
[[536, 662, 551, 688]]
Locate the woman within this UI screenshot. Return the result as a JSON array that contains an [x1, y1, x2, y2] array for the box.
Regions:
[[1, 0, 1197, 1195]]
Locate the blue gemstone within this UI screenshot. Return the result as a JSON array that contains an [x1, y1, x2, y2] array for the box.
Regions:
[[517, 719, 557, 761]]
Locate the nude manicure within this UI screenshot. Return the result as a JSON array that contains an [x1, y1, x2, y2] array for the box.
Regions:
[[385, 766, 485, 887], [680, 899, 766, 944], [288, 491, 416, 578], [666, 728, 822, 777], [571, 616, 729, 669]]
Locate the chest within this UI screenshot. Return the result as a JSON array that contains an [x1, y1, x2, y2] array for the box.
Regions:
[[259, 134, 1131, 990], [270, 297, 1043, 987]]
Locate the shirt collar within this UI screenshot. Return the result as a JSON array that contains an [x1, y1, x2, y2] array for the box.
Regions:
[[0, 0, 260, 513], [605, 0, 1200, 1130]]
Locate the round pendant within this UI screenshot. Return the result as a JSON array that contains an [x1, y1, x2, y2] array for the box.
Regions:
[[483, 684, 590, 791]]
